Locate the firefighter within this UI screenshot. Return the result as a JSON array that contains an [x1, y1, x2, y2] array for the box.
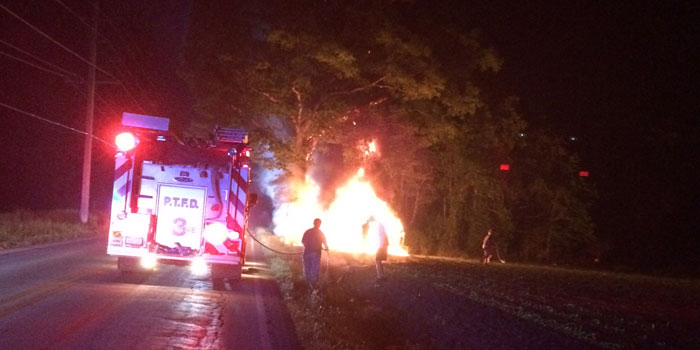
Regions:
[[301, 218, 329, 289]]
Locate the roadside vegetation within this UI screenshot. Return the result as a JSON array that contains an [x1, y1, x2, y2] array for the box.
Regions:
[[186, 1, 600, 270], [260, 234, 700, 349], [0, 209, 106, 250], [262, 234, 379, 349]]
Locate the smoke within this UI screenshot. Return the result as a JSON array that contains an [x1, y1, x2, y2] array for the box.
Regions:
[[248, 163, 278, 230], [309, 144, 355, 208]]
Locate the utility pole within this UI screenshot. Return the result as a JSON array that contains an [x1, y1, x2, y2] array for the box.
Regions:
[[80, 1, 98, 224]]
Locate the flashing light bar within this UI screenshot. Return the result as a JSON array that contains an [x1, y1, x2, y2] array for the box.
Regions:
[[122, 112, 169, 131], [215, 127, 248, 144]]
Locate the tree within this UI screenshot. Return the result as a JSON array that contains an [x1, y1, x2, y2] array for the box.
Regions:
[[509, 128, 597, 264], [184, 1, 499, 180], [184, 0, 597, 263]]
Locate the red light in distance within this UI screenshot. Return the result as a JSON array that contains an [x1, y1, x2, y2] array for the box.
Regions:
[[579, 171, 589, 177], [500, 164, 510, 171]]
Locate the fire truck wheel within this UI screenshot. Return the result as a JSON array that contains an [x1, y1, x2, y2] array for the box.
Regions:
[[117, 257, 139, 273], [211, 264, 242, 282]]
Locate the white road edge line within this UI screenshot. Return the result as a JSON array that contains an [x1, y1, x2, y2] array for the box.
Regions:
[[251, 239, 273, 350], [0, 237, 101, 256]]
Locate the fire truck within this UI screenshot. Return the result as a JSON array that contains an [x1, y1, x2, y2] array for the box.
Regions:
[[107, 113, 256, 281]]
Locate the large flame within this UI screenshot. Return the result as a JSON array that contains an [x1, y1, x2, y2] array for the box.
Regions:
[[272, 168, 408, 256]]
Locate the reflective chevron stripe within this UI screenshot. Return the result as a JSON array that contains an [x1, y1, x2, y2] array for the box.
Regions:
[[231, 168, 248, 193], [230, 167, 249, 232], [111, 156, 131, 213]]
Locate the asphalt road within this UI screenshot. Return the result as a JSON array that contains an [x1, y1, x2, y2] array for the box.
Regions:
[[0, 237, 300, 350]]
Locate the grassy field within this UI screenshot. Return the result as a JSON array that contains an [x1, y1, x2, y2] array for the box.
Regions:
[[260, 234, 700, 349], [0, 209, 107, 250], [394, 257, 700, 348]]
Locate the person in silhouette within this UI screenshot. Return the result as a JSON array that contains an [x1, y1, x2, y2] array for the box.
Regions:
[[369, 216, 389, 282], [301, 218, 328, 289], [482, 228, 496, 264]]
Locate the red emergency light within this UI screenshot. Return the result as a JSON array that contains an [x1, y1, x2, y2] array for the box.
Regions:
[[500, 164, 510, 171], [115, 132, 137, 151], [579, 171, 589, 177]]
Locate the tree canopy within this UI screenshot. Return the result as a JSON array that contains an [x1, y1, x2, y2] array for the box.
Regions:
[[184, 0, 597, 264]]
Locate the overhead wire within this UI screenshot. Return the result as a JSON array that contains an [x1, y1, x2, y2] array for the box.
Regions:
[[0, 3, 147, 113], [52, 1, 191, 117], [52, 0, 95, 30], [99, 41, 159, 112], [98, 13, 164, 112], [0, 6, 141, 157], [0, 50, 77, 80], [1, 4, 115, 81], [0, 39, 82, 80], [50, 0, 156, 112], [0, 101, 114, 148]]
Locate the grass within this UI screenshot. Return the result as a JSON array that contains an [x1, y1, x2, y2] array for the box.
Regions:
[[0, 209, 107, 250], [392, 258, 700, 349], [259, 234, 700, 349], [261, 233, 371, 349]]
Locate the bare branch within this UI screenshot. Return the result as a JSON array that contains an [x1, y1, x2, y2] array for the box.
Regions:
[[369, 96, 388, 107], [250, 118, 263, 128], [253, 89, 280, 103], [330, 76, 391, 95], [291, 85, 304, 124]]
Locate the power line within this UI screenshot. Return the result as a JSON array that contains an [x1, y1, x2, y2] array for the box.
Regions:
[[1, 4, 115, 80], [0, 39, 82, 80], [52, 0, 95, 30], [0, 3, 147, 113], [98, 13, 163, 112], [0, 101, 114, 148], [0, 50, 77, 80], [51, 0, 157, 113]]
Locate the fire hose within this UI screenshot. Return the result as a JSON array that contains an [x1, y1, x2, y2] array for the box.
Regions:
[[496, 247, 507, 263], [246, 228, 304, 255], [246, 229, 331, 281]]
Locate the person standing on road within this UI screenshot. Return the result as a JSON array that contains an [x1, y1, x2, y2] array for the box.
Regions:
[[301, 218, 328, 289], [482, 228, 496, 264], [369, 217, 389, 281]]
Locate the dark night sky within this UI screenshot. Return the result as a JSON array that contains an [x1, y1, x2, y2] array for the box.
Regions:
[[1, 0, 194, 212], [1, 1, 698, 270]]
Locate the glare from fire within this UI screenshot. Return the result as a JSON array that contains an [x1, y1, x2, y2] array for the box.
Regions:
[[272, 168, 408, 256], [365, 140, 377, 156]]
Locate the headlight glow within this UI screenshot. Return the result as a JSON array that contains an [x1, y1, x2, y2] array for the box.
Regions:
[[140, 254, 157, 269], [204, 222, 228, 245], [190, 257, 208, 276]]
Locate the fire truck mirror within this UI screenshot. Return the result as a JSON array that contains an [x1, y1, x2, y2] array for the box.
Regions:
[[249, 193, 258, 208]]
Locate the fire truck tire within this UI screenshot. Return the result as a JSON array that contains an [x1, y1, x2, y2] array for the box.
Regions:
[[117, 257, 139, 273], [211, 264, 242, 281]]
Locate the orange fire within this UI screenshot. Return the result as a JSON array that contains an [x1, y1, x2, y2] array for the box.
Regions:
[[272, 168, 408, 256], [365, 140, 377, 156]]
